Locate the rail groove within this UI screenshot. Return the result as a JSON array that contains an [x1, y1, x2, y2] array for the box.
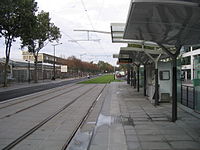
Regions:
[[0, 84, 86, 119], [61, 84, 107, 150], [0, 84, 77, 110], [2, 84, 97, 150]]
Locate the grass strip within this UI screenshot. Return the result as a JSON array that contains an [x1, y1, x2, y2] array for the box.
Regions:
[[79, 74, 123, 84]]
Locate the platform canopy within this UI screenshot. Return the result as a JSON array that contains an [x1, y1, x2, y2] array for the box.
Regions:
[[111, 23, 160, 47], [119, 46, 169, 64], [123, 0, 200, 47], [120, 46, 165, 55], [120, 49, 149, 64]]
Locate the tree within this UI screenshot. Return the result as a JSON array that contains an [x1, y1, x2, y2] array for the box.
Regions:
[[0, 0, 37, 86], [98, 61, 114, 73], [21, 11, 61, 82]]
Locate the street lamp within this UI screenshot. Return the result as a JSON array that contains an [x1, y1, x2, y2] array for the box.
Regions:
[[25, 60, 31, 83], [52, 43, 62, 80]]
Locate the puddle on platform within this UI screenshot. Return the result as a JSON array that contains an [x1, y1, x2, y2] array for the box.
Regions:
[[96, 114, 112, 127], [66, 129, 92, 150], [116, 91, 122, 95], [67, 114, 131, 150], [96, 114, 124, 127]]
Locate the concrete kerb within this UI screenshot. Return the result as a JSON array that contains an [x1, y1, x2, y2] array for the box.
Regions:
[[0, 77, 80, 93]]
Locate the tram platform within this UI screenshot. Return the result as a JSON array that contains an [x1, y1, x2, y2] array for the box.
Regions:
[[88, 82, 200, 150]]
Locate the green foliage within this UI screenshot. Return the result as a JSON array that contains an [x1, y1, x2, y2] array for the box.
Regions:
[[79, 75, 123, 84], [97, 61, 113, 73], [128, 43, 142, 48], [0, 0, 37, 39], [144, 45, 155, 50], [21, 11, 61, 54], [0, 0, 37, 86], [20, 10, 61, 82]]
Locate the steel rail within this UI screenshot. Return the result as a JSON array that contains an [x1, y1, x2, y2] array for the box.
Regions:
[[2, 84, 98, 150], [0, 84, 87, 119], [0, 84, 76, 110], [61, 84, 107, 150]]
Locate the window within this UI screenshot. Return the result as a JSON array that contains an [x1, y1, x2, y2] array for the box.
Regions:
[[160, 71, 170, 80], [181, 56, 191, 65], [183, 46, 190, 52], [192, 46, 200, 51]]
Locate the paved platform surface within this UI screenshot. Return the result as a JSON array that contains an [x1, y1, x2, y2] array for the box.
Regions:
[[88, 82, 200, 150]]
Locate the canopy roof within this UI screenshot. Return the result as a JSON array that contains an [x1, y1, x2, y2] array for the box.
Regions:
[[119, 46, 169, 64], [111, 23, 173, 47], [120, 49, 149, 64], [124, 0, 200, 46], [120, 47, 165, 55]]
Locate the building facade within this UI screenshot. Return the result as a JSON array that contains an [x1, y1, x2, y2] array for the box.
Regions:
[[181, 46, 200, 82]]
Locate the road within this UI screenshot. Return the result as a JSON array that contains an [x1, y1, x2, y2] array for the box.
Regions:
[[0, 78, 87, 102]]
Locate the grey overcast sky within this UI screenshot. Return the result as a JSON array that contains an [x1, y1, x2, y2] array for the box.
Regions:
[[0, 0, 131, 65]]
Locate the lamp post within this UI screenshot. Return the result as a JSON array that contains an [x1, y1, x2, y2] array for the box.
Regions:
[[52, 43, 62, 80], [25, 60, 30, 83]]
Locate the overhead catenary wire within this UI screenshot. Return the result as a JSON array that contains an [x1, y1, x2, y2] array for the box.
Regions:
[[80, 0, 107, 54], [61, 30, 87, 51]]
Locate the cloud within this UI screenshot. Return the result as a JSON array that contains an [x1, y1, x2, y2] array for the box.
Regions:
[[0, 0, 130, 66]]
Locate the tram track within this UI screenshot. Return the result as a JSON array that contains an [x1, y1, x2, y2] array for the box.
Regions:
[[0, 83, 77, 110], [61, 84, 107, 150], [2, 84, 100, 150], [0, 77, 90, 102], [0, 84, 87, 119]]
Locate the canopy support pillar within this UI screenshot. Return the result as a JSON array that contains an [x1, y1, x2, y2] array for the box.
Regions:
[[158, 43, 181, 122], [134, 63, 140, 92], [131, 67, 134, 86], [127, 68, 130, 84], [143, 46, 161, 106], [144, 64, 147, 96], [137, 65, 140, 92], [134, 70, 136, 88]]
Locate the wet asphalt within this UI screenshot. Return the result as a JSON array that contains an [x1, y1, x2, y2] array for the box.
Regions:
[[0, 78, 87, 102]]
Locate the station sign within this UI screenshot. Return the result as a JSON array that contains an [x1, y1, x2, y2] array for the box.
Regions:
[[118, 58, 132, 64]]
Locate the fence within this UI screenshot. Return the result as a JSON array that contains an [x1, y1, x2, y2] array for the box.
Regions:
[[181, 85, 195, 109], [0, 63, 97, 85]]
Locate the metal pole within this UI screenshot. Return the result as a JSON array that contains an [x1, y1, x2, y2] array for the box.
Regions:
[[157, 43, 180, 122], [172, 57, 177, 122], [155, 62, 159, 106], [134, 70, 136, 88], [114, 66, 115, 80], [130, 68, 133, 86], [144, 64, 146, 96], [53, 45, 56, 80], [28, 61, 30, 83], [52, 43, 62, 80], [137, 65, 140, 92], [127, 69, 130, 84]]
